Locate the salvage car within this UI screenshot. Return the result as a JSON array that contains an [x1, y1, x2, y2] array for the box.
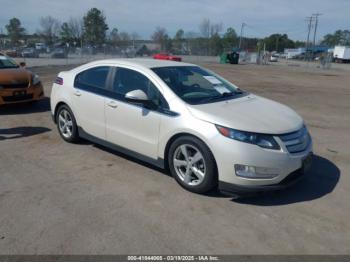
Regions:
[[153, 53, 182, 61], [51, 59, 313, 194], [51, 48, 67, 58], [0, 53, 44, 105], [21, 48, 39, 58]]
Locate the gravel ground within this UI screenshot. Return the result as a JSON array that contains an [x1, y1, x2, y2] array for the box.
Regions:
[[0, 62, 349, 254]]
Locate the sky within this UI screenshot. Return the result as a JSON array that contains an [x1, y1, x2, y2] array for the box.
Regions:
[[0, 0, 349, 41]]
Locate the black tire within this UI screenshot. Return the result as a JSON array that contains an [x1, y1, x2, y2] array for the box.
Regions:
[[168, 135, 217, 194], [56, 104, 79, 143]]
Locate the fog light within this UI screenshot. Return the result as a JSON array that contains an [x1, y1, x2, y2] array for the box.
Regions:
[[235, 164, 279, 179]]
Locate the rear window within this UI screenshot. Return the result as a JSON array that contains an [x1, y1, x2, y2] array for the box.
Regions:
[[74, 66, 110, 90]]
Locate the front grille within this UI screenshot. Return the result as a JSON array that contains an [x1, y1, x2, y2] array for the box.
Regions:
[[3, 94, 33, 102], [0, 82, 29, 89], [279, 126, 310, 154]]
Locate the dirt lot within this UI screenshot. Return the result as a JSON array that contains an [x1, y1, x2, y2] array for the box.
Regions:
[[0, 62, 349, 254]]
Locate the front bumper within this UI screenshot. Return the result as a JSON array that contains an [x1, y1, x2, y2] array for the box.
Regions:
[[209, 130, 313, 192], [218, 163, 310, 194], [0, 83, 44, 105]]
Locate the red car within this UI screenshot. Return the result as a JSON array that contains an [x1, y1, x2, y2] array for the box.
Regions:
[[153, 53, 182, 62]]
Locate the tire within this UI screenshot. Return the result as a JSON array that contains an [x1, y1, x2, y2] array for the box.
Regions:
[[168, 135, 217, 194], [56, 104, 79, 143]]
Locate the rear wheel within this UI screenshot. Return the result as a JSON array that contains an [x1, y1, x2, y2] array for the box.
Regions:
[[56, 105, 79, 143], [168, 136, 217, 193]]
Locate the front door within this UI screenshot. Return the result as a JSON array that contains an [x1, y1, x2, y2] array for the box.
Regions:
[[105, 67, 163, 159]]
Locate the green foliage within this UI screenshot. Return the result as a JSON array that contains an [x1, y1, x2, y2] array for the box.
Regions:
[[5, 18, 25, 45], [83, 8, 109, 46], [263, 34, 295, 52], [321, 30, 350, 46], [222, 27, 238, 49], [209, 33, 223, 55], [173, 29, 184, 53], [60, 22, 73, 44]]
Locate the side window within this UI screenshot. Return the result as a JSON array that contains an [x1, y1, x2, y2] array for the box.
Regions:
[[112, 68, 165, 108], [74, 66, 110, 91]]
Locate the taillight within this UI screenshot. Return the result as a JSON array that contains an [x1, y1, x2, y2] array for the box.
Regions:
[[55, 77, 63, 85]]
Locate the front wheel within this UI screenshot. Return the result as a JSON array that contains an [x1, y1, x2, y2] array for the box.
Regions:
[[168, 136, 217, 194], [56, 105, 79, 143]]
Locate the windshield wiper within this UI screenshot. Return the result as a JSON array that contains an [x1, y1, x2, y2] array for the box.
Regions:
[[197, 90, 244, 104]]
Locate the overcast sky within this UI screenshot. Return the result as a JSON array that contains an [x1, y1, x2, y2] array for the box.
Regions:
[[0, 0, 349, 41]]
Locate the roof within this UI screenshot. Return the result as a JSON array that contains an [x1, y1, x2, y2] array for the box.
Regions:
[[89, 58, 195, 69]]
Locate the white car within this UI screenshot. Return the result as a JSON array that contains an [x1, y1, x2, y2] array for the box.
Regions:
[[50, 59, 313, 194], [269, 55, 278, 62]]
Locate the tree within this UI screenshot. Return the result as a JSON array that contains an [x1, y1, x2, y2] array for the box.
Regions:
[[68, 17, 83, 44], [151, 27, 170, 52], [119, 31, 131, 48], [173, 29, 184, 54], [60, 22, 73, 44], [110, 27, 119, 46], [39, 16, 60, 46], [263, 34, 295, 52], [321, 30, 350, 46], [83, 8, 109, 46], [209, 33, 223, 55], [222, 27, 238, 49], [59, 18, 83, 47], [5, 18, 25, 45], [210, 23, 223, 37], [199, 18, 222, 55], [199, 18, 210, 38]]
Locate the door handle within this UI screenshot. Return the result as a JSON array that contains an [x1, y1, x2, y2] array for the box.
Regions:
[[74, 90, 81, 97], [107, 101, 118, 108]]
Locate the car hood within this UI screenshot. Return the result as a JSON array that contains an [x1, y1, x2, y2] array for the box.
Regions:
[[186, 94, 303, 134], [0, 68, 31, 84]]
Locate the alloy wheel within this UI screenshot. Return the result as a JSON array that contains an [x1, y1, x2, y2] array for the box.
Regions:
[[58, 109, 74, 139], [173, 144, 206, 186]]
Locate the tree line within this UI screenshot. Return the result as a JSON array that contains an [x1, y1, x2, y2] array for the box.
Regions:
[[2, 7, 349, 55]]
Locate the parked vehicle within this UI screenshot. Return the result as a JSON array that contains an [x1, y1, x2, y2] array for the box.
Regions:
[[269, 54, 278, 62], [153, 53, 182, 61], [0, 53, 44, 105], [51, 48, 67, 58], [35, 43, 47, 53], [51, 59, 313, 194], [2, 49, 20, 58], [22, 48, 39, 58], [333, 46, 350, 63]]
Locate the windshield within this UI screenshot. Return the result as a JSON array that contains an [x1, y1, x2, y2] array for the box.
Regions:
[[0, 55, 19, 69], [152, 66, 246, 105]]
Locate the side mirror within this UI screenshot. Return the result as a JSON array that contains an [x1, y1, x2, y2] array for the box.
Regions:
[[125, 89, 157, 110]]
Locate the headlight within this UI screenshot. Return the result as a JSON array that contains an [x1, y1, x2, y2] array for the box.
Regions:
[[32, 74, 41, 85], [216, 125, 280, 150]]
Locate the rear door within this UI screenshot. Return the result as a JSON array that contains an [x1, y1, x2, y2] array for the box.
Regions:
[[72, 66, 112, 139]]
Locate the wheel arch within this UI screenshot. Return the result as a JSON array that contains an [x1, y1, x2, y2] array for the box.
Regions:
[[53, 101, 76, 124], [163, 132, 218, 176]]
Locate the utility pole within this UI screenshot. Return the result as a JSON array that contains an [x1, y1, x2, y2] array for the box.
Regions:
[[305, 16, 313, 61], [312, 13, 322, 49], [275, 35, 280, 52], [239, 22, 246, 50]]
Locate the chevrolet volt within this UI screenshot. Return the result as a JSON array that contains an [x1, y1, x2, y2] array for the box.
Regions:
[[50, 59, 313, 194]]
